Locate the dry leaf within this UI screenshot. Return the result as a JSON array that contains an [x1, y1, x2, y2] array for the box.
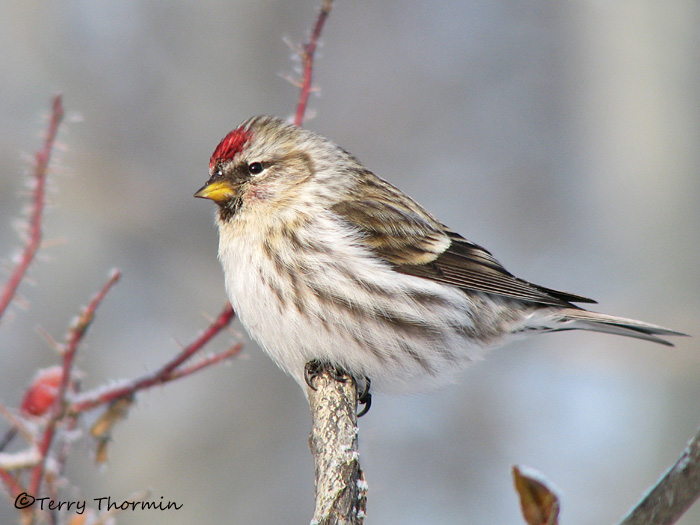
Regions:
[[90, 397, 133, 464], [513, 465, 560, 525]]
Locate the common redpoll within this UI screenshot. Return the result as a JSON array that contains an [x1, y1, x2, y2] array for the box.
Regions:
[[195, 115, 685, 402]]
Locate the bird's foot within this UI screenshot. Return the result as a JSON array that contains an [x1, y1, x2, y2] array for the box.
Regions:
[[304, 360, 373, 417], [304, 359, 350, 389]]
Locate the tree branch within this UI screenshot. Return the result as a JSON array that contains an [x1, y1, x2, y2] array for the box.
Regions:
[[29, 269, 120, 496], [0, 94, 63, 322], [308, 370, 366, 525], [67, 302, 237, 414], [618, 425, 700, 525], [294, 0, 333, 127]]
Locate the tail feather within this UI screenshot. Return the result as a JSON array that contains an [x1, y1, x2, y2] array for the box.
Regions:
[[548, 308, 688, 347]]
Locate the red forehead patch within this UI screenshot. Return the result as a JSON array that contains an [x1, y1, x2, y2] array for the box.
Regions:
[[210, 127, 251, 169]]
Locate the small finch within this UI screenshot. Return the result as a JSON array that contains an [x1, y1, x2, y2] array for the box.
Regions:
[[195, 115, 685, 406]]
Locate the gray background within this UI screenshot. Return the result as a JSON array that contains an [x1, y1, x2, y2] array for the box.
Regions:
[[1, 1, 699, 523]]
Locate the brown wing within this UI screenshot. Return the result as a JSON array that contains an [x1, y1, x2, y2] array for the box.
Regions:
[[399, 228, 597, 307], [332, 171, 596, 308]]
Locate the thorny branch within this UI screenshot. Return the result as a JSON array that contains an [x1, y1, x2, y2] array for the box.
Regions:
[[28, 269, 121, 496], [0, 95, 63, 322], [68, 303, 238, 415], [294, 0, 333, 127]]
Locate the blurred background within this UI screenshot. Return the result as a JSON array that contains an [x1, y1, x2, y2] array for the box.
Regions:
[[1, 1, 698, 523]]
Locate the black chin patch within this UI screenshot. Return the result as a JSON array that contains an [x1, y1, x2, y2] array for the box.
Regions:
[[218, 197, 243, 222]]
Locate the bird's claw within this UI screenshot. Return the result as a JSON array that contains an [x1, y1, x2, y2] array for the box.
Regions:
[[304, 360, 373, 417], [304, 360, 349, 390], [357, 377, 372, 417]]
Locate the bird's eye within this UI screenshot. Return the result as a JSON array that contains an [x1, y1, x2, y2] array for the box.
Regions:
[[248, 162, 264, 175]]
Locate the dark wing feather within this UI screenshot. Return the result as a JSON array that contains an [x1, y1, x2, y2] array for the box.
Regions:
[[332, 171, 596, 307], [399, 228, 597, 307]]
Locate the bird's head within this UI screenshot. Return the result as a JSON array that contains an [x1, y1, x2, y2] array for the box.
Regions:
[[195, 116, 352, 222]]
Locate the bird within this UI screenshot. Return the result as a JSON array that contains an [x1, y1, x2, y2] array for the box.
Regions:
[[194, 115, 685, 411]]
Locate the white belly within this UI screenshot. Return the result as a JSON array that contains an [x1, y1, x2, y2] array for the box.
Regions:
[[217, 211, 499, 394]]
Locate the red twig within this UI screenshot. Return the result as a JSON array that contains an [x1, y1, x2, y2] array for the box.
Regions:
[[0, 95, 64, 322], [29, 269, 121, 496], [68, 303, 236, 414], [294, 0, 334, 127], [0, 466, 26, 501], [152, 303, 236, 379], [166, 343, 243, 380]]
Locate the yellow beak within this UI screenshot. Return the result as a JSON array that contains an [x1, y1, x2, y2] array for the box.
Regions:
[[193, 180, 235, 203]]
